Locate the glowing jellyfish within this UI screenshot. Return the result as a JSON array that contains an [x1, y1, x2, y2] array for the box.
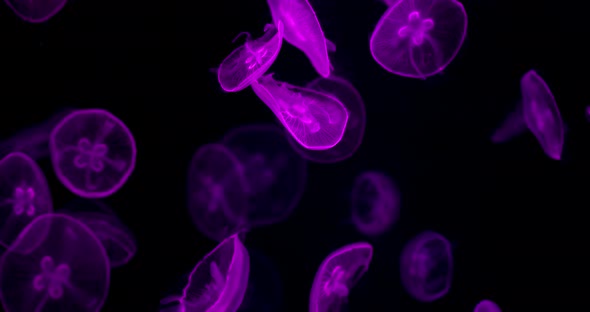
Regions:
[[351, 171, 400, 237], [218, 22, 284, 92], [251, 74, 348, 150], [0, 152, 52, 248], [50, 108, 137, 198], [0, 213, 110, 312], [4, 0, 67, 23], [370, 0, 468, 79], [181, 233, 250, 312], [400, 231, 453, 302], [221, 124, 307, 228], [491, 70, 564, 160], [266, 0, 331, 77], [474, 299, 502, 312], [237, 248, 283, 312], [309, 242, 373, 312]]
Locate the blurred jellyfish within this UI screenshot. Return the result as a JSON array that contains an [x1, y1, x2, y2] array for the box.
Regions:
[[309, 242, 373, 312], [50, 108, 137, 198], [181, 233, 250, 312], [0, 152, 52, 248], [474, 299, 502, 312], [400, 230, 453, 302], [351, 171, 400, 237], [0, 213, 110, 312], [4, 0, 67, 23], [237, 248, 283, 312], [370, 0, 467, 79], [221, 124, 307, 228], [586, 106, 590, 121], [251, 74, 349, 150], [218, 22, 284, 92], [491, 70, 564, 160], [266, 0, 331, 77]]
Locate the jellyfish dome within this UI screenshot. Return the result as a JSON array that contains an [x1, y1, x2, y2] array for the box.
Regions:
[[474, 299, 502, 312], [4, 0, 67, 23]]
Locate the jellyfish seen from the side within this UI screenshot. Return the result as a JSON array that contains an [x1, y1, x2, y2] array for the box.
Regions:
[[474, 299, 502, 312], [251, 74, 349, 150], [309, 242, 373, 312], [0, 213, 110, 312], [370, 0, 468, 79], [181, 233, 250, 312], [237, 248, 284, 312], [4, 0, 67, 23], [400, 230, 453, 302], [0, 152, 52, 248], [50, 108, 137, 198]]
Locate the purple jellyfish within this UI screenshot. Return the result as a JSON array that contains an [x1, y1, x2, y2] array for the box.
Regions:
[[400, 231, 453, 302], [218, 22, 284, 92], [309, 242, 373, 312], [351, 171, 400, 237], [0, 152, 52, 248], [251, 74, 349, 150], [370, 0, 468, 79], [181, 233, 250, 312], [4, 0, 67, 23], [50, 108, 137, 198], [0, 213, 110, 312], [474, 299, 502, 312], [266, 0, 332, 77]]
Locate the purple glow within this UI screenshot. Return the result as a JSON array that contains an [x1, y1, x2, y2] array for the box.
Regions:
[[474, 299, 502, 312], [4, 0, 67, 23]]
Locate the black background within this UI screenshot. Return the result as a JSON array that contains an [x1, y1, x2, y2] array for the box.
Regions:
[[1, 0, 589, 311]]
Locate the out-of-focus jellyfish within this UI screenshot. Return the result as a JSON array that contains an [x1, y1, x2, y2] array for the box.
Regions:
[[4, 0, 67, 23], [221, 124, 307, 228], [0, 213, 110, 312], [238, 248, 283, 312], [351, 171, 400, 237], [370, 0, 468, 79], [0, 152, 52, 248], [491, 70, 564, 160], [310, 242, 373, 312], [400, 230, 453, 302], [181, 233, 250, 312], [474, 299, 502, 312], [266, 0, 331, 77], [218, 22, 284, 92], [251, 74, 349, 150], [50, 108, 137, 198]]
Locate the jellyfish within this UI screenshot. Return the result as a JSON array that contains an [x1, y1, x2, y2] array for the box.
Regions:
[[0, 152, 53, 248], [181, 233, 250, 312], [266, 0, 331, 77], [251, 74, 349, 150], [370, 0, 468, 79], [237, 248, 283, 312], [474, 299, 502, 312], [218, 22, 284, 92], [350, 171, 400, 237], [491, 70, 564, 160], [400, 230, 453, 302], [50, 108, 137, 198], [309, 242, 373, 312], [4, 0, 67, 23], [0, 213, 110, 312]]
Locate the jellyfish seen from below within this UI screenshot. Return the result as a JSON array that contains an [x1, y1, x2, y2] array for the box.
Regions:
[[0, 152, 53, 248], [474, 299, 502, 312], [4, 0, 67, 23], [370, 0, 467, 79], [400, 231, 453, 302], [181, 233, 250, 312], [50, 108, 137, 198], [237, 248, 284, 312], [351, 171, 400, 237], [0, 213, 110, 312], [251, 74, 348, 150], [310, 242, 373, 312]]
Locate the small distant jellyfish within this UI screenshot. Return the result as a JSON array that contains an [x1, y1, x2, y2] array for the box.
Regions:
[[4, 0, 67, 23], [474, 299, 502, 312], [50, 108, 137, 198], [309, 242, 373, 312], [400, 231, 453, 302], [0, 213, 110, 312], [181, 233, 250, 312], [0, 152, 52, 248], [370, 0, 468, 79]]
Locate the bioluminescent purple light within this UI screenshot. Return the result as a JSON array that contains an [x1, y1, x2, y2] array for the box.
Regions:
[[4, 0, 67, 23], [474, 299, 502, 312]]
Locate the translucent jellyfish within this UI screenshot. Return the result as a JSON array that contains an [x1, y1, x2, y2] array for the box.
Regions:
[[351, 171, 400, 237], [370, 0, 468, 79], [491, 70, 564, 160], [237, 248, 283, 312], [309, 242, 373, 312], [0, 152, 52, 248], [4, 0, 67, 23], [251, 74, 349, 150], [218, 22, 284, 92], [221, 124, 307, 228], [474, 299, 502, 312], [400, 230, 453, 302], [50, 108, 137, 198], [0, 213, 110, 312], [181, 233, 250, 312], [266, 0, 331, 77]]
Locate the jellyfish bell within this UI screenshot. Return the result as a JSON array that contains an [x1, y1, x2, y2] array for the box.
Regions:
[[474, 299, 502, 312], [4, 0, 67, 23]]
